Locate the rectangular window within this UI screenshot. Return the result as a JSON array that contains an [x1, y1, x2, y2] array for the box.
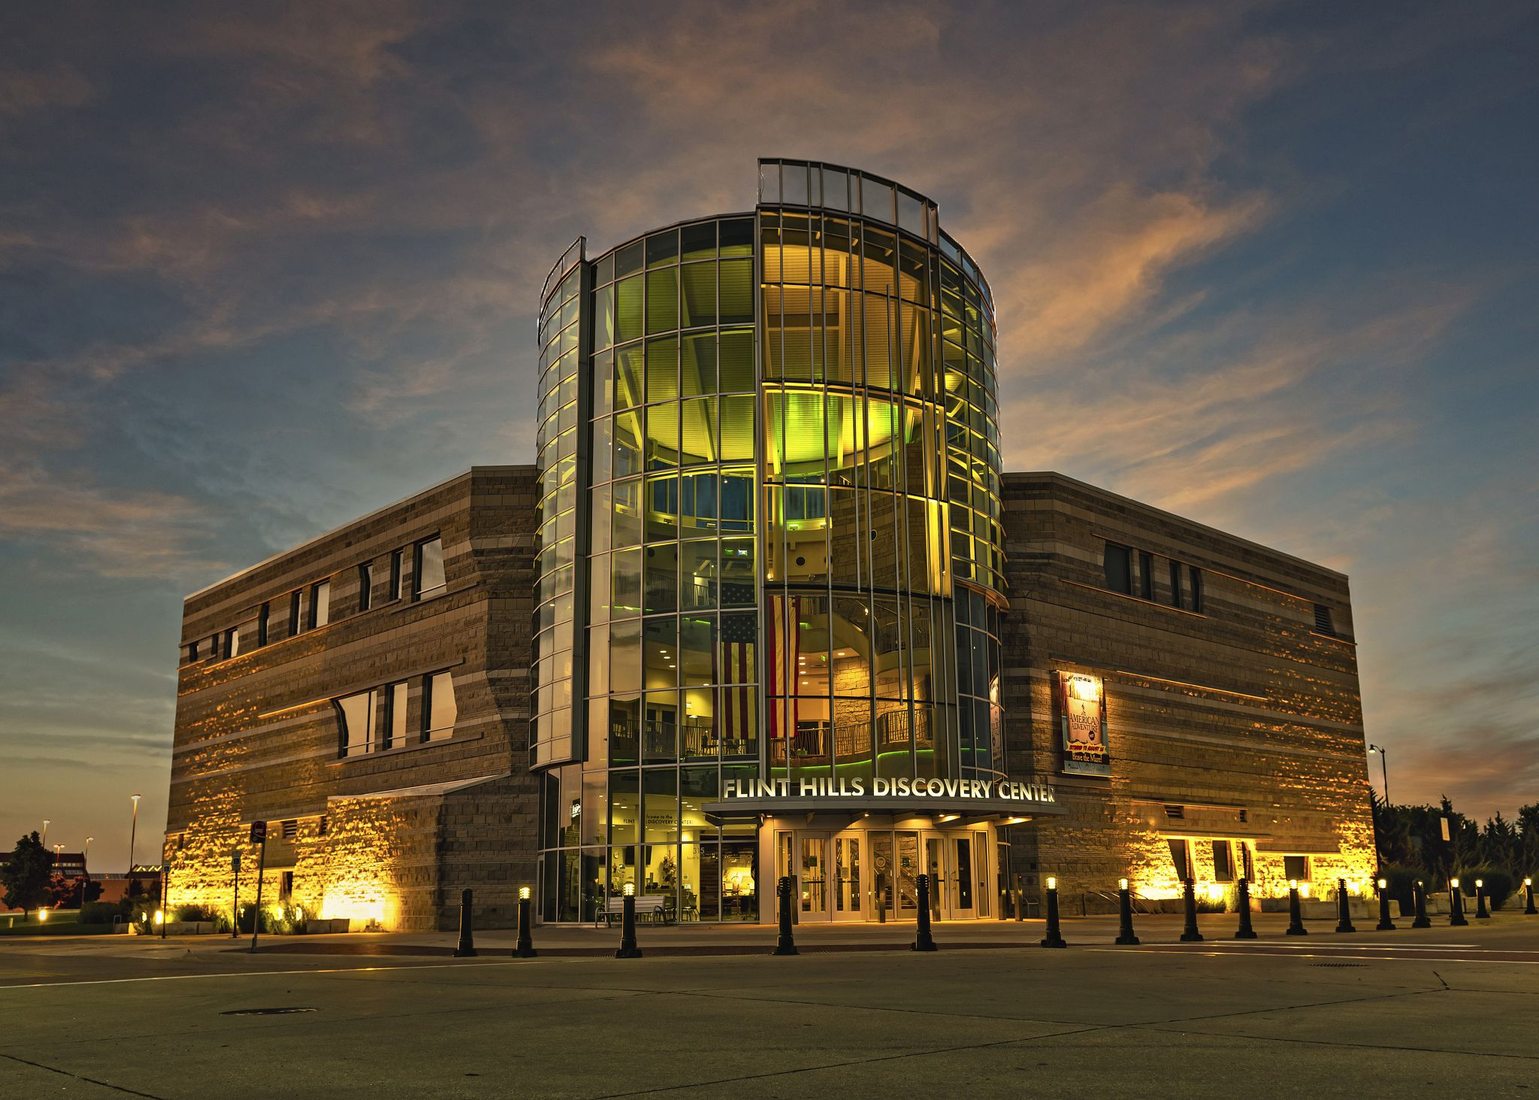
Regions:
[[1167, 838, 1192, 881], [1313, 603, 1334, 636], [390, 549, 404, 600], [358, 562, 374, 612], [1283, 854, 1310, 882], [1103, 543, 1132, 595], [1139, 551, 1154, 600], [414, 536, 446, 600], [207, 634, 219, 661], [1211, 840, 1234, 882], [1168, 560, 1183, 609], [223, 627, 239, 660], [1189, 566, 1203, 614], [290, 589, 304, 635], [337, 691, 376, 757], [186, 641, 199, 663], [309, 580, 331, 628], [423, 670, 456, 741], [257, 602, 270, 646], [387, 681, 408, 750]]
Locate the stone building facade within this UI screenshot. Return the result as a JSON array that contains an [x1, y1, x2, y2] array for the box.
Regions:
[[1000, 472, 1377, 907], [164, 466, 540, 932]]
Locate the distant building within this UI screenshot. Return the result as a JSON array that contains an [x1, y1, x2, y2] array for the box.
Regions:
[[163, 160, 1376, 930]]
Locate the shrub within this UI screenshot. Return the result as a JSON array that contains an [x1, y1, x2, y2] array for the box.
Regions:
[[79, 901, 119, 925], [1460, 868, 1515, 910]]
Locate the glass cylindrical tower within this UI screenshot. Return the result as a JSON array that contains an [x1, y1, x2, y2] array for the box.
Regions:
[[533, 160, 1006, 923]]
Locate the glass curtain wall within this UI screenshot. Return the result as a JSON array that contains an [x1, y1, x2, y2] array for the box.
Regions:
[[758, 159, 1005, 785], [542, 216, 762, 922]]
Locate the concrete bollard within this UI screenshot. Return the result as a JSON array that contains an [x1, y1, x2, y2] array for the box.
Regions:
[[615, 887, 642, 958], [1115, 879, 1139, 945], [453, 888, 477, 958], [1412, 880, 1432, 928], [1449, 879, 1468, 927], [1375, 877, 1396, 931], [1475, 879, 1490, 920], [1179, 879, 1203, 942], [1040, 877, 1066, 948], [1286, 881, 1308, 936], [1234, 878, 1258, 940], [515, 887, 537, 958], [1334, 878, 1356, 933], [912, 874, 938, 952], [773, 876, 798, 956]]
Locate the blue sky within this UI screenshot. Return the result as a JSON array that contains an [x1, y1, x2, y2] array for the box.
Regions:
[[1, 1, 1535, 870]]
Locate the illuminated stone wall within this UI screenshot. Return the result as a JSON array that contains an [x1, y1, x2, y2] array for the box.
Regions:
[[165, 467, 540, 931], [1000, 472, 1378, 909]]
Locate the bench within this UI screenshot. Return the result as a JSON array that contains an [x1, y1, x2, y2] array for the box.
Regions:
[[596, 895, 672, 926]]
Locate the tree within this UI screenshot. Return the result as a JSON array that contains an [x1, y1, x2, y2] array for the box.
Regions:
[[1, 832, 54, 917]]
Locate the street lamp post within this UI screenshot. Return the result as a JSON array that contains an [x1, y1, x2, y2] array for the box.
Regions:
[[83, 837, 94, 909], [1367, 744, 1389, 805], [42, 819, 50, 848], [129, 794, 141, 871]]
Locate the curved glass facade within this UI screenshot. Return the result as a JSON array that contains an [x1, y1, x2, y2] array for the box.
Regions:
[[534, 160, 1005, 922]]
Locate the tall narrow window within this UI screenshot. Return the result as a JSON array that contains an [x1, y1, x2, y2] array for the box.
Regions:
[[414, 536, 446, 600], [358, 562, 374, 612], [1168, 560, 1183, 609], [1103, 543, 1132, 595], [309, 580, 331, 628], [223, 627, 240, 660], [336, 691, 376, 757], [1211, 840, 1234, 882], [390, 548, 404, 600], [1139, 551, 1154, 600], [423, 670, 456, 741], [289, 589, 304, 635], [257, 602, 270, 646], [386, 681, 408, 750], [1189, 566, 1203, 614], [186, 641, 199, 664]]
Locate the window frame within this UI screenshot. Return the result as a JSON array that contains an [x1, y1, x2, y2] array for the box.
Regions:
[[413, 536, 446, 601]]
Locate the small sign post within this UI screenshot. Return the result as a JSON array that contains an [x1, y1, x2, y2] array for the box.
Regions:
[[248, 821, 267, 953], [230, 848, 242, 940]]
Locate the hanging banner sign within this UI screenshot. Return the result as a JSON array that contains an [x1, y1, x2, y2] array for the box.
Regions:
[[1058, 671, 1111, 776]]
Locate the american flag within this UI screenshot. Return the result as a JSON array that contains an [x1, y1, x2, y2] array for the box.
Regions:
[[718, 596, 756, 743]]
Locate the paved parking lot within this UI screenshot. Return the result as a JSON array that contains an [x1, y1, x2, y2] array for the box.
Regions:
[[3, 913, 1536, 1098]]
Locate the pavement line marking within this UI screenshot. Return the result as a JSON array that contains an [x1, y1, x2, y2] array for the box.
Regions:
[[1104, 948, 1539, 966], [0, 1051, 167, 1098], [0, 960, 510, 991]]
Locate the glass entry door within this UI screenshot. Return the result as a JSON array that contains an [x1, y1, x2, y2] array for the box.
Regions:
[[799, 834, 830, 918], [950, 834, 976, 918], [833, 834, 864, 920]]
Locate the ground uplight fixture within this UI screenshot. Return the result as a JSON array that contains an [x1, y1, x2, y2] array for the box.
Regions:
[[519, 886, 531, 900]]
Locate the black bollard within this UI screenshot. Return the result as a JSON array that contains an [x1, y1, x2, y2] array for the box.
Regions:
[[1334, 878, 1356, 933], [453, 888, 477, 958], [773, 876, 798, 956], [1014, 873, 1024, 923], [1115, 879, 1139, 945], [912, 874, 938, 952], [1524, 877, 1535, 915], [1475, 880, 1490, 920], [1448, 879, 1468, 926], [615, 888, 643, 958], [1412, 880, 1431, 928], [1040, 877, 1066, 948], [1286, 881, 1307, 936], [515, 887, 537, 958], [1179, 879, 1203, 942], [1234, 878, 1258, 939], [1375, 878, 1396, 931]]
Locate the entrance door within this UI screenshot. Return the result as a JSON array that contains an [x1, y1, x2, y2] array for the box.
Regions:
[[971, 832, 991, 917], [833, 834, 864, 921], [950, 834, 976, 918], [799, 834, 830, 918], [924, 835, 945, 919]]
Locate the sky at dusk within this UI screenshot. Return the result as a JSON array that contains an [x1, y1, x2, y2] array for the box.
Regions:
[[2, 1, 1536, 872]]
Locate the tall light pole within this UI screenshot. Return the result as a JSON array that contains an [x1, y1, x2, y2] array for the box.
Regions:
[[129, 794, 141, 871], [84, 836, 94, 874], [1368, 744, 1389, 805], [41, 819, 50, 847]]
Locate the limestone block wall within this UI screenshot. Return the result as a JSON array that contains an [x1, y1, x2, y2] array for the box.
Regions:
[[164, 466, 541, 931], [999, 472, 1377, 909]]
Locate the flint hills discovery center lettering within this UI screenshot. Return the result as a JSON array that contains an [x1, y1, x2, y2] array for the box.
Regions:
[[164, 159, 1376, 930]]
